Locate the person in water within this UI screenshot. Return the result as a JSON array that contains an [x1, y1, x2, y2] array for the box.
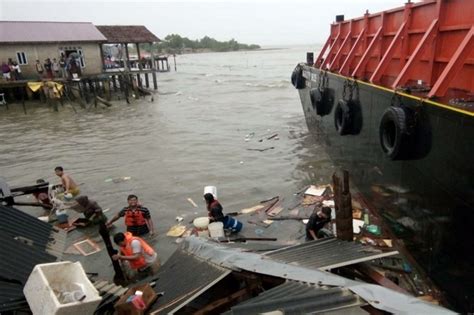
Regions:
[[305, 206, 332, 241], [204, 193, 242, 233], [32, 179, 53, 209], [113, 232, 160, 278], [106, 194, 155, 236], [54, 166, 80, 197], [69, 195, 107, 225]]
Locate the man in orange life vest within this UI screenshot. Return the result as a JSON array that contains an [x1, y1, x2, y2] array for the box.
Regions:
[[112, 232, 160, 276], [106, 194, 155, 236]]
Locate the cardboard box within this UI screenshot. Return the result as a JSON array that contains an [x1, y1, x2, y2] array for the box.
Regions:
[[115, 284, 157, 315]]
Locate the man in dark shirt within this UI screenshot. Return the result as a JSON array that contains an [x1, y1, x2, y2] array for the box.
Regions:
[[306, 206, 332, 241], [106, 194, 154, 236]]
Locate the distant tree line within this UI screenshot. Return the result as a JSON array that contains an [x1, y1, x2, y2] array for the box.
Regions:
[[155, 34, 260, 53]]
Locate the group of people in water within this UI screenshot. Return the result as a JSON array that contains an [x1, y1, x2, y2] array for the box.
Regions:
[[34, 166, 330, 280], [34, 167, 248, 280]]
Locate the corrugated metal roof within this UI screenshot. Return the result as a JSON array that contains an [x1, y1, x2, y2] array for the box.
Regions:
[[264, 237, 398, 270], [0, 282, 29, 312], [149, 248, 231, 314], [96, 25, 160, 43], [183, 237, 455, 314], [0, 205, 65, 312], [1, 205, 52, 248], [0, 21, 107, 43], [227, 281, 366, 315]]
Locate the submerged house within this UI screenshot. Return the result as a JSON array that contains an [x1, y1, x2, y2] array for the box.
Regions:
[[0, 21, 107, 78]]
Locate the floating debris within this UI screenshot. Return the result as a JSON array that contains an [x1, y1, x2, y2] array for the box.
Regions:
[[246, 147, 275, 152], [104, 176, 131, 183], [166, 225, 186, 237], [187, 198, 198, 208]]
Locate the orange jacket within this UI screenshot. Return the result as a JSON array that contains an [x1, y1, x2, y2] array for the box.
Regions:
[[120, 232, 155, 269], [124, 207, 148, 227]]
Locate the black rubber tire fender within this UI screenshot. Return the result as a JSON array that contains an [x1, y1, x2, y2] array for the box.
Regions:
[[379, 106, 409, 159], [334, 99, 352, 135], [309, 88, 323, 111], [319, 87, 335, 116], [291, 66, 305, 89]]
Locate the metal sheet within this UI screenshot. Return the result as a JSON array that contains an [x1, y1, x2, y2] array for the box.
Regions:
[[228, 281, 365, 315], [148, 249, 231, 314], [0, 206, 64, 312], [0, 21, 106, 43], [183, 236, 455, 314], [264, 237, 398, 270]]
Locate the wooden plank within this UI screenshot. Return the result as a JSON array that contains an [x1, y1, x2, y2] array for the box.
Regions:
[[355, 263, 409, 294]]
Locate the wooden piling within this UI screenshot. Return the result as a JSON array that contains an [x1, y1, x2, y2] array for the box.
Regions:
[[112, 75, 117, 92], [21, 87, 27, 114], [333, 170, 353, 241], [152, 71, 157, 90], [145, 73, 149, 88]]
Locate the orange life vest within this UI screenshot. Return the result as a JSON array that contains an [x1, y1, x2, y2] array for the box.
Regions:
[[124, 207, 147, 227], [120, 232, 156, 270]]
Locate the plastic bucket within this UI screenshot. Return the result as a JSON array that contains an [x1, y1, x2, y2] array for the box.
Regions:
[[204, 186, 217, 198], [208, 222, 224, 238], [193, 217, 209, 229], [193, 217, 210, 238]]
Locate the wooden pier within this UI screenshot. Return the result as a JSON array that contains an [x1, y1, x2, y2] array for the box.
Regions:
[[0, 68, 159, 113]]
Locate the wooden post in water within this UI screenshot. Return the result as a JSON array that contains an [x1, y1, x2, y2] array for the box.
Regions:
[[112, 75, 117, 92], [92, 79, 98, 108], [150, 41, 158, 90], [124, 43, 130, 71], [332, 170, 353, 241], [21, 86, 27, 114]]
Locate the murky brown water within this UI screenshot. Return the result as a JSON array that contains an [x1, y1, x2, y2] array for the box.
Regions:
[[0, 46, 334, 269]]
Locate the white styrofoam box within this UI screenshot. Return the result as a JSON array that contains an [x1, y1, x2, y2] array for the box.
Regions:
[[23, 261, 101, 315]]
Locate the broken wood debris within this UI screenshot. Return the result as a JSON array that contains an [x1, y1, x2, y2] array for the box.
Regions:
[[73, 238, 101, 256], [246, 147, 275, 152]]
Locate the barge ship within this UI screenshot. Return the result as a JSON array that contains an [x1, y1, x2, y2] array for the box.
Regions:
[[292, 0, 474, 312]]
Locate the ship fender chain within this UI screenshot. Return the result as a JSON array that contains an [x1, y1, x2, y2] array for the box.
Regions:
[[310, 71, 335, 116], [291, 64, 306, 89], [379, 92, 420, 160], [334, 79, 362, 135]]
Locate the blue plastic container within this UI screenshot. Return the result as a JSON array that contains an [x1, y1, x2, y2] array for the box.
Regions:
[[223, 216, 243, 233]]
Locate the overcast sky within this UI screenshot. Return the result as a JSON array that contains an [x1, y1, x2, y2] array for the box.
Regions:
[[1, 0, 416, 45]]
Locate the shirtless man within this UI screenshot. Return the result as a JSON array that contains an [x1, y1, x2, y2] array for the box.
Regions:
[[54, 166, 80, 197]]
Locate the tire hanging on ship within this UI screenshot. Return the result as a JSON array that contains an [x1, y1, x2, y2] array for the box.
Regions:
[[310, 71, 335, 116], [334, 80, 362, 135], [379, 94, 419, 160], [291, 65, 305, 89]]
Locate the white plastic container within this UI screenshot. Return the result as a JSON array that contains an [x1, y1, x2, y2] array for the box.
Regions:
[[204, 186, 217, 198], [23, 261, 101, 315], [208, 222, 225, 238], [193, 217, 210, 238]]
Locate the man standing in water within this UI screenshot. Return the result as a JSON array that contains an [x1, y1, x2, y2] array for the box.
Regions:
[[54, 166, 80, 197], [106, 195, 155, 236], [305, 206, 332, 241]]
